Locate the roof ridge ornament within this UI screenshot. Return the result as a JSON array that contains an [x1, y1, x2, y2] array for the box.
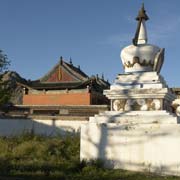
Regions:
[[69, 57, 73, 65], [102, 73, 104, 80], [133, 3, 149, 46], [60, 56, 63, 65]]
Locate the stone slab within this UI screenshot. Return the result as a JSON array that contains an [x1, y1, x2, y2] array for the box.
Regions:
[[109, 72, 169, 91], [104, 88, 175, 102], [89, 110, 178, 124], [110, 83, 165, 90], [116, 72, 166, 84]]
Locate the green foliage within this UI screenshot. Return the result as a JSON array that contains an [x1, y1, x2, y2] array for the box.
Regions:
[[0, 86, 11, 106], [0, 133, 179, 180], [0, 50, 11, 106], [0, 50, 10, 73], [0, 133, 81, 176]]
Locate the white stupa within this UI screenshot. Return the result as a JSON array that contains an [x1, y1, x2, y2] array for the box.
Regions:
[[121, 4, 164, 73], [105, 4, 174, 111], [81, 4, 180, 176]]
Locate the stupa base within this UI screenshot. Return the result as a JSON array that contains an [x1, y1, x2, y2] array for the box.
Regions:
[[80, 111, 180, 176]]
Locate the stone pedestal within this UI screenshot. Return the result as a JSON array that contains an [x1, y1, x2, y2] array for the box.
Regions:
[[104, 72, 175, 112]]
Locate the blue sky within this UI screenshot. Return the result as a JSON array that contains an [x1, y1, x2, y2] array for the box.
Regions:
[[0, 0, 180, 87]]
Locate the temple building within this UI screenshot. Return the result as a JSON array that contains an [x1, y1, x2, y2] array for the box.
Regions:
[[19, 57, 110, 106]]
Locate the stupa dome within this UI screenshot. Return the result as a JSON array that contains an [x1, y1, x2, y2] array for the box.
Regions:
[[121, 44, 161, 73], [120, 4, 164, 73]]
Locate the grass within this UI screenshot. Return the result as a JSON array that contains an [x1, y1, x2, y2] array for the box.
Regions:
[[0, 133, 180, 180]]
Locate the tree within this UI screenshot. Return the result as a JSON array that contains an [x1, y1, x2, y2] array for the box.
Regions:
[[0, 50, 10, 73], [0, 50, 10, 107]]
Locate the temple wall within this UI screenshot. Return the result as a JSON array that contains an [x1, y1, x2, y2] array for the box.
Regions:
[[0, 118, 87, 136], [23, 92, 91, 105]]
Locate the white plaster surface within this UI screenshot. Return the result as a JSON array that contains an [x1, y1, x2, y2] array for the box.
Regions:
[[111, 72, 167, 90], [89, 111, 178, 124], [104, 72, 176, 108], [120, 17, 163, 74], [121, 44, 160, 73], [116, 72, 165, 82], [137, 20, 147, 44], [0, 118, 87, 136], [173, 99, 180, 104], [172, 99, 180, 116], [81, 122, 180, 176]]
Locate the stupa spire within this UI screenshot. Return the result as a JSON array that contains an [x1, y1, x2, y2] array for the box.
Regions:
[[121, 4, 163, 73], [133, 3, 149, 46]]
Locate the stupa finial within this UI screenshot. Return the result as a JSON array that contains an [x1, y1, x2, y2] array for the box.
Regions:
[[136, 3, 149, 21], [133, 3, 149, 46]]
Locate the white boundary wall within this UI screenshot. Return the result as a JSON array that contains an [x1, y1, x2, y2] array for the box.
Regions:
[[0, 118, 87, 136]]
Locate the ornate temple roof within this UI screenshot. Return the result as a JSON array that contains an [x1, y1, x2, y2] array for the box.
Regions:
[[39, 57, 89, 83], [22, 58, 110, 92]]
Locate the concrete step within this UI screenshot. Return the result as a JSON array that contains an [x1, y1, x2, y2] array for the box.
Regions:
[[90, 110, 178, 124], [98, 110, 172, 116]]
